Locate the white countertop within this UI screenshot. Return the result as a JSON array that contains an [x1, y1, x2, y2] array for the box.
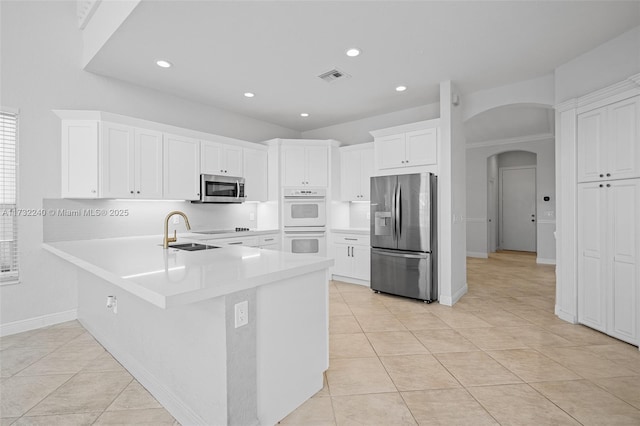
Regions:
[[331, 228, 370, 235], [43, 235, 332, 309]]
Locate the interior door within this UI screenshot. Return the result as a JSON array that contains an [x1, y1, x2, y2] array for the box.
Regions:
[[500, 167, 536, 252], [487, 178, 497, 253]]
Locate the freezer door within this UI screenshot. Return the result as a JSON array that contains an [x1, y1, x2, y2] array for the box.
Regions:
[[370, 248, 436, 302], [397, 173, 432, 252], [370, 175, 397, 249]]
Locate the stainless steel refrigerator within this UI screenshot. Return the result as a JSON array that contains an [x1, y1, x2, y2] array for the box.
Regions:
[[370, 172, 437, 302]]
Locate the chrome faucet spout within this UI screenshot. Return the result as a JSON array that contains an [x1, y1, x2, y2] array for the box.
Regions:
[[163, 211, 191, 249]]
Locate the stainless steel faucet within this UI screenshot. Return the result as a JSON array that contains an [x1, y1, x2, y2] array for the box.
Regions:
[[163, 211, 191, 249]]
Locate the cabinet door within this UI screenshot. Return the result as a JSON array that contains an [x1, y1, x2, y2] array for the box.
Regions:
[[607, 96, 640, 180], [223, 145, 244, 177], [376, 134, 406, 170], [282, 146, 306, 186], [200, 141, 223, 175], [61, 120, 99, 198], [352, 245, 371, 281], [100, 122, 134, 199], [164, 134, 200, 200], [606, 179, 639, 344], [577, 106, 607, 183], [244, 148, 268, 201], [360, 147, 374, 201], [406, 128, 437, 167], [305, 146, 328, 186], [340, 149, 361, 201], [577, 182, 608, 332], [332, 243, 352, 276], [135, 128, 163, 199]]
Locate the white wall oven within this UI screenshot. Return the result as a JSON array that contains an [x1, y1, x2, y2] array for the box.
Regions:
[[283, 188, 326, 228], [283, 229, 326, 256]]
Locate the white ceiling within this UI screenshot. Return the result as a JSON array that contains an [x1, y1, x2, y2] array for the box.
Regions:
[[85, 1, 640, 132], [465, 104, 554, 144]]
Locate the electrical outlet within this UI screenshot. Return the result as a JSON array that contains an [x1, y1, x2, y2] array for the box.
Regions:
[[234, 301, 248, 328], [249, 212, 255, 221], [172, 216, 180, 224], [366, 212, 370, 220], [106, 295, 118, 314]]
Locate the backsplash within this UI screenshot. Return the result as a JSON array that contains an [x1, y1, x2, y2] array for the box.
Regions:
[[349, 202, 370, 229], [43, 199, 260, 242]]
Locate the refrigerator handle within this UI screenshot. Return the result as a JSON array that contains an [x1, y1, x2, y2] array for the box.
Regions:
[[397, 185, 402, 240], [392, 181, 398, 240]]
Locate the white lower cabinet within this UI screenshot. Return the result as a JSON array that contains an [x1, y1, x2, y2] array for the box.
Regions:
[[189, 233, 281, 251], [577, 178, 640, 345], [332, 233, 370, 283]]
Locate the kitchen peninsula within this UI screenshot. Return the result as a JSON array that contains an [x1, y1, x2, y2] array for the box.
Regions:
[[43, 235, 332, 426]]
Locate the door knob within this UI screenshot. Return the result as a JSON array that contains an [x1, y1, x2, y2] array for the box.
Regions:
[[531, 219, 535, 222]]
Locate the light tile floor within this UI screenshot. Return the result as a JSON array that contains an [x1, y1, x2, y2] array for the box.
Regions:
[[1, 251, 639, 425]]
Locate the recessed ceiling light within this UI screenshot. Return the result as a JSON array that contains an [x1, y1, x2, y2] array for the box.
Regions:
[[395, 85, 407, 92], [156, 60, 172, 68], [300, 113, 310, 117], [346, 48, 361, 57], [244, 92, 255, 98]]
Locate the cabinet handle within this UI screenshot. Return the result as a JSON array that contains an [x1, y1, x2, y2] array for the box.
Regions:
[[350, 247, 354, 257], [606, 184, 611, 188], [228, 242, 243, 245], [599, 184, 603, 188], [91, 190, 96, 193], [264, 238, 274, 241], [345, 238, 358, 241], [137, 191, 140, 194], [606, 173, 611, 177], [600, 174, 604, 178], [130, 190, 134, 194], [347, 246, 350, 257]]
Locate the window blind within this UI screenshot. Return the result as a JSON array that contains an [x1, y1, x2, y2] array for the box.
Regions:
[[0, 110, 18, 283]]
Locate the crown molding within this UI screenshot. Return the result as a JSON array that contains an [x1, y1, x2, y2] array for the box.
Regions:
[[555, 98, 578, 113], [466, 133, 554, 149], [369, 118, 440, 138]]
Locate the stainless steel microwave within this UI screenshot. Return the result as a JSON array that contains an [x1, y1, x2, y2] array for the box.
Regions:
[[194, 174, 246, 203]]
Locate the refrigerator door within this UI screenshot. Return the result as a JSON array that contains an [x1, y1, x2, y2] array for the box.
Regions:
[[397, 173, 432, 252], [370, 175, 397, 249], [370, 248, 436, 301]]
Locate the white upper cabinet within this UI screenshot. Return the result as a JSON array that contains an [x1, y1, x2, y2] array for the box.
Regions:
[[201, 140, 243, 177], [134, 128, 163, 199], [163, 133, 200, 200], [61, 120, 99, 198], [243, 147, 268, 202], [341, 144, 373, 201], [282, 145, 328, 187], [100, 122, 134, 198], [578, 96, 640, 182], [100, 123, 163, 199], [371, 120, 439, 172]]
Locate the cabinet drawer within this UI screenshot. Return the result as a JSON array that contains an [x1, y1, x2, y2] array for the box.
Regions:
[[334, 234, 370, 246], [259, 235, 280, 245], [207, 236, 259, 247]]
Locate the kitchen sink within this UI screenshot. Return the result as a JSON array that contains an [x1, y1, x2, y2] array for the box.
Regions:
[[168, 243, 220, 251]]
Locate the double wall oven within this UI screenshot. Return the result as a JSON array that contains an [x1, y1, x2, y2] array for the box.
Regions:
[[283, 188, 326, 256]]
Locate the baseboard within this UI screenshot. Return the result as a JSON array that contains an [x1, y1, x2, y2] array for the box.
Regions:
[[536, 257, 556, 265], [467, 251, 488, 259], [439, 283, 468, 306], [331, 275, 369, 287], [0, 309, 78, 337], [79, 318, 208, 426], [555, 305, 577, 324]]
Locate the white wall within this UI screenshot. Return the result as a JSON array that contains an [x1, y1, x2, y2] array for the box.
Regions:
[[0, 1, 299, 327], [555, 25, 640, 103], [301, 103, 440, 145], [439, 81, 467, 305], [466, 139, 556, 263]]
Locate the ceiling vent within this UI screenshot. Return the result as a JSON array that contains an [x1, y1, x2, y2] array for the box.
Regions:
[[318, 68, 351, 83]]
